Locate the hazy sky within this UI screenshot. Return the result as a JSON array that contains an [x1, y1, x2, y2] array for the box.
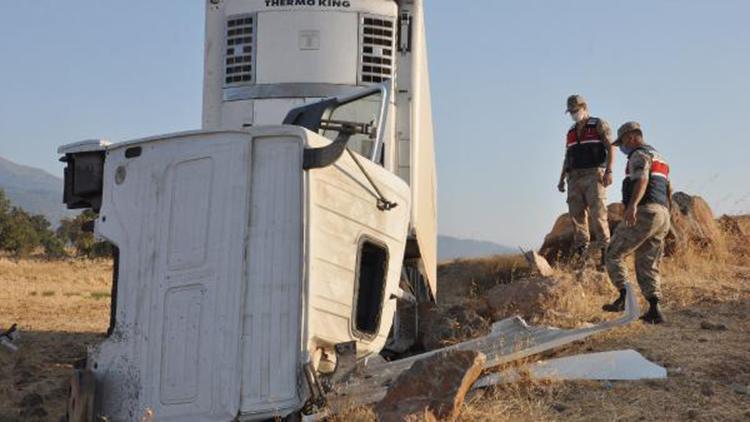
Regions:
[[1, 1, 749, 247]]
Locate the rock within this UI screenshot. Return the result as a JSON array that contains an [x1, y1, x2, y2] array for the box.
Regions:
[[541, 193, 725, 264], [730, 383, 749, 395], [436, 255, 531, 306], [551, 402, 569, 413], [668, 193, 724, 255], [418, 302, 490, 351], [680, 309, 704, 318], [524, 251, 554, 277], [700, 321, 728, 331], [718, 215, 747, 237], [19, 406, 48, 419], [718, 215, 750, 257], [540, 203, 624, 264], [19, 392, 43, 408], [482, 274, 606, 325], [375, 350, 486, 422]]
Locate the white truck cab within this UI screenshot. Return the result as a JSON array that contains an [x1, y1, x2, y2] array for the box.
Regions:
[[61, 1, 436, 420]]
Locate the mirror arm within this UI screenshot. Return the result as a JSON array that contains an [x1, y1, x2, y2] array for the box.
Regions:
[[370, 80, 392, 163], [303, 125, 358, 170]]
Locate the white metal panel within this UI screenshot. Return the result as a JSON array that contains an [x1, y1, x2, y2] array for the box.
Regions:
[[225, 0, 397, 16], [220, 100, 255, 128], [306, 133, 411, 357], [166, 158, 213, 270], [253, 98, 307, 125], [256, 11, 359, 85], [92, 132, 252, 421], [160, 286, 205, 404], [240, 136, 304, 416], [407, 0, 438, 294]]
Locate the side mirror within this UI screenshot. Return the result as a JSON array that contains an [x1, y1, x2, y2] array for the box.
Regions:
[[283, 81, 392, 163], [58, 140, 111, 211]]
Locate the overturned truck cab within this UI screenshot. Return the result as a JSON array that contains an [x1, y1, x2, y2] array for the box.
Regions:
[[60, 1, 437, 420], [61, 88, 412, 421]]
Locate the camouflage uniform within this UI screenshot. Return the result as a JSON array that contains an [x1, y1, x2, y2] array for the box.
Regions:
[[606, 149, 671, 300], [565, 119, 612, 255]]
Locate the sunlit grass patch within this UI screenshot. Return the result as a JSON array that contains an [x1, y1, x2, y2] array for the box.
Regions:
[[90, 291, 111, 300]]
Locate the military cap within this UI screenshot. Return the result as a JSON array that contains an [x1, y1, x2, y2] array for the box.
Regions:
[[614, 121, 643, 145], [566, 95, 587, 113]]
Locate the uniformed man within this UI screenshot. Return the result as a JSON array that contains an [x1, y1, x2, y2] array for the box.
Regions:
[[558, 95, 615, 267], [602, 122, 672, 324]]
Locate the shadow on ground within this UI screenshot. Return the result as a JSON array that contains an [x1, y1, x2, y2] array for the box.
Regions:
[[0, 331, 104, 422]]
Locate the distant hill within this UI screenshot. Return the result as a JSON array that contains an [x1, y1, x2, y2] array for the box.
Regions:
[[438, 235, 515, 261], [0, 156, 75, 226]]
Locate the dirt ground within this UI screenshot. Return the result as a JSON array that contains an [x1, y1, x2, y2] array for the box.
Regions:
[[0, 258, 111, 422], [1, 248, 749, 421]]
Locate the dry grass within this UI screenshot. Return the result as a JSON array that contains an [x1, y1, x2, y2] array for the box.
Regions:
[[361, 220, 750, 421], [0, 257, 112, 333], [0, 257, 112, 421], [1, 218, 749, 421], [448, 225, 750, 421]]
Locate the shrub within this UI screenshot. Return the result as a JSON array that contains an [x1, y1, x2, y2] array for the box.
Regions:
[[57, 210, 113, 258]]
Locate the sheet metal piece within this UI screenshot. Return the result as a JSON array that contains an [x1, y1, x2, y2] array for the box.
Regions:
[[0, 324, 19, 352], [323, 284, 640, 413], [474, 349, 667, 388]]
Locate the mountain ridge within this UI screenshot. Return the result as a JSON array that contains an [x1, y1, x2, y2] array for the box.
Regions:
[[0, 155, 74, 225], [0, 156, 516, 256], [438, 235, 515, 261]]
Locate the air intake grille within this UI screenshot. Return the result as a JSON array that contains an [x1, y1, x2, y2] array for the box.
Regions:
[[360, 16, 395, 84], [225, 15, 255, 86]]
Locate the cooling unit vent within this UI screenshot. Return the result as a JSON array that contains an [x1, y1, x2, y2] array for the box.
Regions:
[[360, 16, 395, 84], [225, 15, 255, 86]]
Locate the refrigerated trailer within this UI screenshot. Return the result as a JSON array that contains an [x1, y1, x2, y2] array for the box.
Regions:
[[61, 1, 437, 420]]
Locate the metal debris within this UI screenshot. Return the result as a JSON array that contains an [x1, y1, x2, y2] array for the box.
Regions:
[[1, 324, 19, 352], [473, 349, 667, 388], [318, 284, 640, 415]]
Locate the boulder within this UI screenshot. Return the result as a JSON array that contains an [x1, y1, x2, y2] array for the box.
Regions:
[[718, 215, 750, 257], [484, 274, 613, 325], [523, 250, 555, 277], [375, 350, 486, 422], [418, 302, 491, 351], [540, 193, 724, 264], [668, 193, 724, 255], [540, 203, 623, 264]]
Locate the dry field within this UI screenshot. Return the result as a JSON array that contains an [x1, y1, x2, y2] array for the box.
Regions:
[[456, 257, 750, 422], [0, 258, 112, 421], [1, 233, 749, 421]]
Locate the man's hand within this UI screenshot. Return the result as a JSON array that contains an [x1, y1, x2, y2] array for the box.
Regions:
[[602, 171, 613, 187], [558, 179, 566, 193], [624, 205, 638, 227]]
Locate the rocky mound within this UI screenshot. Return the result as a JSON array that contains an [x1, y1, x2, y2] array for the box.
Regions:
[[540, 203, 624, 264], [425, 259, 617, 352], [718, 214, 750, 258], [540, 192, 724, 264]]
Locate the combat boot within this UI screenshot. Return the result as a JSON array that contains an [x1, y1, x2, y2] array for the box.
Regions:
[[640, 297, 665, 324], [602, 288, 626, 312]]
